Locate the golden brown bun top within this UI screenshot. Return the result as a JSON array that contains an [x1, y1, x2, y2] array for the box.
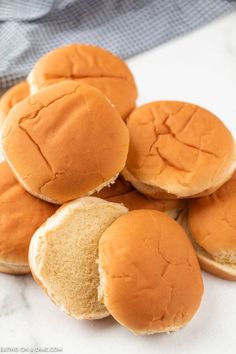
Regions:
[[0, 81, 29, 127], [188, 171, 236, 259], [0, 162, 57, 266], [29, 44, 137, 118], [99, 210, 203, 334], [31, 44, 135, 85], [125, 101, 236, 198], [2, 81, 129, 204], [94, 177, 184, 212]]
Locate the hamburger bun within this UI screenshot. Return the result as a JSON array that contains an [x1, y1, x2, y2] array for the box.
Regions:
[[0, 81, 29, 128], [0, 162, 57, 274], [183, 172, 236, 280], [93, 176, 185, 219], [123, 101, 236, 199], [194, 243, 236, 281], [29, 197, 128, 319], [28, 44, 137, 119], [98, 210, 203, 334], [2, 81, 129, 204]]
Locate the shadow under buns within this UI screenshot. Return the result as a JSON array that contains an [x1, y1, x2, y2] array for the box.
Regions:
[[0, 81, 29, 128], [0, 161, 57, 275], [183, 171, 236, 280], [2, 81, 129, 204], [28, 44, 137, 119], [93, 176, 185, 218], [29, 197, 128, 320], [123, 101, 236, 199], [99, 210, 203, 334]]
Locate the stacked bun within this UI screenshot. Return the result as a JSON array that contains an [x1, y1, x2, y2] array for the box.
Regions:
[[0, 81, 29, 128], [0, 162, 57, 274], [1, 43, 236, 336], [123, 101, 235, 198], [179, 171, 236, 280], [29, 197, 127, 319], [2, 81, 129, 204], [28, 44, 137, 120], [99, 210, 203, 334]]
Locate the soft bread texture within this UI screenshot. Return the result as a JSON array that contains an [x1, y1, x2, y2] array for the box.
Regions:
[[123, 101, 236, 199], [184, 172, 236, 280], [99, 210, 203, 334], [128, 179, 221, 200], [93, 176, 185, 219], [0, 162, 57, 274], [178, 210, 236, 281], [29, 197, 128, 319], [0, 81, 29, 128], [188, 172, 236, 263], [196, 249, 236, 281], [28, 44, 137, 119], [2, 81, 129, 204]]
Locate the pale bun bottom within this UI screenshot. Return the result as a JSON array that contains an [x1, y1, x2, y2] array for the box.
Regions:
[[29, 197, 128, 320], [129, 180, 226, 200], [129, 323, 185, 336], [123, 165, 236, 199], [30, 267, 109, 320], [196, 247, 236, 281]]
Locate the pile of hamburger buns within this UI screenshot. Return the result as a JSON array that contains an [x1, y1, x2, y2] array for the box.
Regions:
[[0, 44, 236, 336]]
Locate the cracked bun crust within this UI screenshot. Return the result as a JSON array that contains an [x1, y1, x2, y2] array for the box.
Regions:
[[29, 197, 128, 319], [0, 81, 29, 128], [98, 210, 203, 334], [93, 176, 185, 218], [186, 172, 236, 280], [2, 81, 129, 204], [0, 162, 57, 274], [123, 101, 236, 199], [28, 44, 137, 119]]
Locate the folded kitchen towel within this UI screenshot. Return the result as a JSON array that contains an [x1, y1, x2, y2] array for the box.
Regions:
[[0, 0, 236, 89]]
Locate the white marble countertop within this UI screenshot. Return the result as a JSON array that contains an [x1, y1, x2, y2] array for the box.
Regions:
[[1, 11, 236, 354]]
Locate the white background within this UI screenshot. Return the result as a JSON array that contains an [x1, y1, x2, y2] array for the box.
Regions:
[[0, 12, 236, 354]]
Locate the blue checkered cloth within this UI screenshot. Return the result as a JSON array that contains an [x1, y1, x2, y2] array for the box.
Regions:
[[0, 0, 236, 89]]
